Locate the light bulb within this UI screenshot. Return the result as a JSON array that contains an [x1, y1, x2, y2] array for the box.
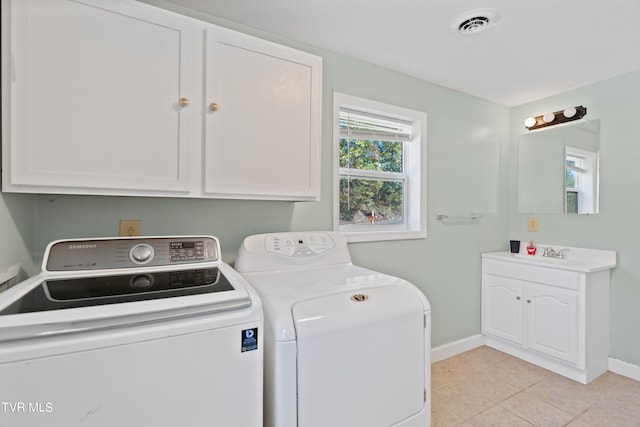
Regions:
[[524, 117, 536, 128], [542, 113, 555, 123], [563, 107, 577, 118]]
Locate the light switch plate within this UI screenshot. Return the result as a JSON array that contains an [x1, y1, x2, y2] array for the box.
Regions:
[[527, 217, 539, 232]]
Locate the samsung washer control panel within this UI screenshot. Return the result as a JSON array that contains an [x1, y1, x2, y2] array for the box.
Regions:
[[265, 233, 335, 257], [45, 236, 219, 271]]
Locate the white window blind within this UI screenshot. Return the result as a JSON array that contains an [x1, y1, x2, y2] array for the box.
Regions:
[[339, 108, 412, 142]]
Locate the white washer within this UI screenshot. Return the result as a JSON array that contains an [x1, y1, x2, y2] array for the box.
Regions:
[[0, 236, 262, 427], [235, 232, 431, 427]]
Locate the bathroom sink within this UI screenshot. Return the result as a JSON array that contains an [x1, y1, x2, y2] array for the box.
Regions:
[[482, 246, 617, 273], [513, 254, 568, 264]]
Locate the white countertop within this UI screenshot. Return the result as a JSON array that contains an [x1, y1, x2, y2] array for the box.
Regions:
[[482, 246, 616, 273]]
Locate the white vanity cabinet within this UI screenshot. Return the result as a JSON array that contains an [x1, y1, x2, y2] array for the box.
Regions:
[[483, 271, 579, 364], [2, 0, 322, 201], [482, 249, 616, 384]]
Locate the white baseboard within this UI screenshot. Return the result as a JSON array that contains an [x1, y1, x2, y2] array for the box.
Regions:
[[609, 357, 640, 382], [430, 334, 485, 363]]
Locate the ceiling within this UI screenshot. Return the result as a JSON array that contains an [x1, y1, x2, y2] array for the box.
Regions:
[[165, 0, 640, 107]]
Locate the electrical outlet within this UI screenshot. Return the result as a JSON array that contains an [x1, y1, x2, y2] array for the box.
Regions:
[[527, 217, 539, 232], [119, 220, 142, 237]]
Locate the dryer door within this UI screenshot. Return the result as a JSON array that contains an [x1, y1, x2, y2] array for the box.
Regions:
[[292, 285, 427, 427]]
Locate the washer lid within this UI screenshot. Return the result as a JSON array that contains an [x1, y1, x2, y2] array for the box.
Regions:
[[1, 267, 234, 314], [0, 265, 252, 342]]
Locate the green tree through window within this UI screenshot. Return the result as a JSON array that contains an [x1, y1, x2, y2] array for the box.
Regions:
[[339, 138, 404, 225]]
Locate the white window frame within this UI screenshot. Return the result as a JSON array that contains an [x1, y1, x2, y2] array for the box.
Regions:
[[333, 92, 427, 242], [565, 146, 599, 214]]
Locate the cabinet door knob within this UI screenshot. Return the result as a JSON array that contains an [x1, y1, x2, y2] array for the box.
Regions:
[[527, 299, 532, 303], [516, 296, 521, 300], [209, 102, 219, 112], [179, 98, 190, 107]]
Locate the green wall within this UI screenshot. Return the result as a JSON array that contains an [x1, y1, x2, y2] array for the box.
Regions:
[[6, 1, 637, 369], [510, 70, 640, 366], [1, 0, 511, 350], [0, 193, 37, 278]]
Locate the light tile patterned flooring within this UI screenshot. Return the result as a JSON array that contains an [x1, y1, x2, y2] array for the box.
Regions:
[[431, 346, 640, 426]]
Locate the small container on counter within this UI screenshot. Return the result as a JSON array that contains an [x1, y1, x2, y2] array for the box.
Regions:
[[526, 241, 537, 255]]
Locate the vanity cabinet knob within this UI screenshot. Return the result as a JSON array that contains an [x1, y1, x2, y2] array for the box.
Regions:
[[526, 299, 532, 303], [179, 98, 190, 107], [516, 296, 521, 300], [209, 102, 219, 112]]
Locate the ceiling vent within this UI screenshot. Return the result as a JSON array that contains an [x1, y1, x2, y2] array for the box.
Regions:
[[453, 9, 500, 36]]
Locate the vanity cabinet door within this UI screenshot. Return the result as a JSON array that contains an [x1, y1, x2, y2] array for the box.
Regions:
[[525, 284, 579, 364], [3, 0, 197, 196], [482, 275, 524, 346], [203, 27, 322, 200]]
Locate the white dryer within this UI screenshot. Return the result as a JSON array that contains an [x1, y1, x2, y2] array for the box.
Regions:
[[0, 236, 262, 427], [235, 231, 431, 427]]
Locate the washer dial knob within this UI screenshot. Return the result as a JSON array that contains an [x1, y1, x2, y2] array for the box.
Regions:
[[130, 243, 155, 264]]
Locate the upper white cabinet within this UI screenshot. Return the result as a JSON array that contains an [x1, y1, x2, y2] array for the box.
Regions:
[[3, 0, 197, 195], [1, 0, 322, 201], [203, 28, 322, 200]]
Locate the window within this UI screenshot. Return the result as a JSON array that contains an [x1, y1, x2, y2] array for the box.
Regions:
[[565, 156, 580, 214], [565, 146, 598, 214], [333, 92, 426, 242]]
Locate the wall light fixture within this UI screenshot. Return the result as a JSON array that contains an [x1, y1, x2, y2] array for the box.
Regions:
[[524, 105, 587, 131]]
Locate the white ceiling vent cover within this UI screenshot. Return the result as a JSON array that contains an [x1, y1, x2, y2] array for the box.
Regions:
[[453, 9, 501, 36]]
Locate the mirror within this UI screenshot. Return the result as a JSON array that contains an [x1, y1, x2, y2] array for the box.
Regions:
[[518, 120, 600, 214]]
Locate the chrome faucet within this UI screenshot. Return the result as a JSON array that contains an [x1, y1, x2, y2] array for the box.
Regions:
[[543, 247, 570, 259]]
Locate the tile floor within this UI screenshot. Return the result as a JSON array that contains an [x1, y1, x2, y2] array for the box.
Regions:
[[431, 346, 640, 426]]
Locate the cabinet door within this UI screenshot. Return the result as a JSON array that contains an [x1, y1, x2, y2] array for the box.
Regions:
[[482, 275, 524, 345], [525, 284, 579, 364], [4, 0, 196, 195], [203, 27, 322, 200]]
